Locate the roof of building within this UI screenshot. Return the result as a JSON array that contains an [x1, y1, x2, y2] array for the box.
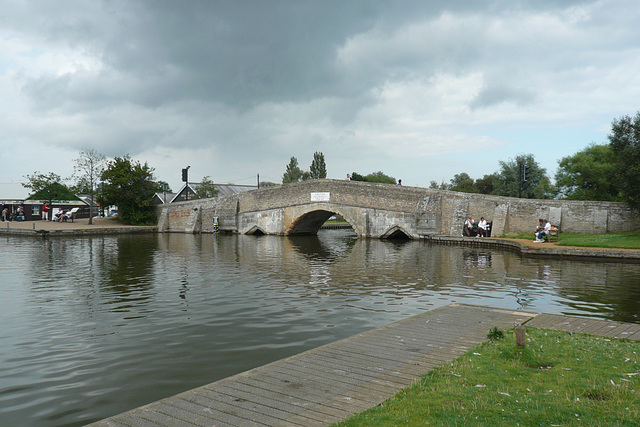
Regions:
[[0, 182, 29, 202], [154, 192, 177, 204], [171, 182, 258, 202]]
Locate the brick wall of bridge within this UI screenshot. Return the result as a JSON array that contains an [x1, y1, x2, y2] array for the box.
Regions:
[[157, 179, 638, 237]]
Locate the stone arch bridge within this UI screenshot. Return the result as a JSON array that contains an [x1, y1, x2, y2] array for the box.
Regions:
[[157, 179, 636, 238]]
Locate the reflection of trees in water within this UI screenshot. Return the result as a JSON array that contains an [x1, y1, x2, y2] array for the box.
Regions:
[[540, 259, 640, 323], [100, 235, 157, 306]]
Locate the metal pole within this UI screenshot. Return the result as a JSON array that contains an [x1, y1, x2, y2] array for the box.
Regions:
[[518, 161, 523, 199]]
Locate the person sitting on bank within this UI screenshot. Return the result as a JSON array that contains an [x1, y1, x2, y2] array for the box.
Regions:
[[463, 215, 474, 236], [477, 217, 487, 237], [534, 218, 551, 242], [15, 206, 25, 221]]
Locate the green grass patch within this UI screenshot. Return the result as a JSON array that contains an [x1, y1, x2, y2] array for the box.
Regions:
[[334, 328, 640, 426], [557, 230, 640, 249], [499, 229, 640, 249]]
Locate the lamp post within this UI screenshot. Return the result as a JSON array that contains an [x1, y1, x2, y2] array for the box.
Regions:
[[182, 166, 191, 201]]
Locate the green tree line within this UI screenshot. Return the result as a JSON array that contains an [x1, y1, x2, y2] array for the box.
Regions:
[[431, 111, 640, 211]]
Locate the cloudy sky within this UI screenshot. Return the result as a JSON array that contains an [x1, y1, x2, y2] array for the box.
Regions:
[[2, 0, 639, 192]]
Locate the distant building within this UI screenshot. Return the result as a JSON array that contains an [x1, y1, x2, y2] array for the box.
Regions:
[[171, 183, 258, 203], [1, 182, 88, 221]]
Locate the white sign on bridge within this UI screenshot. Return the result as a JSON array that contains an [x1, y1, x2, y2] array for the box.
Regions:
[[310, 192, 330, 202]]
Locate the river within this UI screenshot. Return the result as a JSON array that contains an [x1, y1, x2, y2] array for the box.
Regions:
[[1, 230, 639, 426]]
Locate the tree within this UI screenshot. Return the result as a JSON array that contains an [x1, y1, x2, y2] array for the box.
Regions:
[[23, 172, 77, 209], [282, 157, 303, 183], [23, 172, 63, 197], [350, 172, 367, 182], [309, 152, 327, 179], [354, 171, 394, 184], [194, 176, 219, 199], [449, 173, 475, 193], [555, 144, 620, 201], [101, 155, 157, 225], [367, 171, 397, 184], [72, 149, 106, 225], [429, 180, 451, 190], [350, 171, 397, 184], [23, 173, 78, 219], [608, 111, 640, 210], [493, 154, 553, 199], [474, 173, 497, 195]]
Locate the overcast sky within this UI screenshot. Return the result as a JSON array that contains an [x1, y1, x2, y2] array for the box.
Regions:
[[2, 0, 639, 192]]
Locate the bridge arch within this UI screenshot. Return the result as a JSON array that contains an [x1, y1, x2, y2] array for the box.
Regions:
[[285, 205, 362, 236], [380, 225, 412, 239], [245, 225, 266, 236]]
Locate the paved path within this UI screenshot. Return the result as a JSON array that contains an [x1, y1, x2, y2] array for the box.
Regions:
[[0, 217, 155, 236], [89, 305, 533, 426]]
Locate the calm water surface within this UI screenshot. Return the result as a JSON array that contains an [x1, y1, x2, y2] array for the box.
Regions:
[[1, 230, 640, 426]]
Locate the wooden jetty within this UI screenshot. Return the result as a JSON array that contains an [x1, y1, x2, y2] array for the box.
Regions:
[[90, 304, 640, 426]]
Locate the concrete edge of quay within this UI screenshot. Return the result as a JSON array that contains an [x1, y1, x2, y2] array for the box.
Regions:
[[425, 235, 640, 262], [0, 226, 157, 237]]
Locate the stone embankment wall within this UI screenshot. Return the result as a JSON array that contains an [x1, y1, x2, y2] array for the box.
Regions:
[[157, 179, 638, 237]]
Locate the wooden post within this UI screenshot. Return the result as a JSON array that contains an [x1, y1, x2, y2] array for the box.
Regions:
[[515, 325, 526, 348]]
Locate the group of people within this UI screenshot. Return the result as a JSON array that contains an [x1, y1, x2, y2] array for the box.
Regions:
[[534, 218, 552, 242], [43, 203, 70, 222], [1, 202, 77, 222], [463, 215, 489, 237], [1, 205, 24, 221], [464, 215, 552, 241], [52, 209, 73, 222]]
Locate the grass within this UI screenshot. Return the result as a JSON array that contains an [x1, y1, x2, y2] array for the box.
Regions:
[[499, 229, 640, 250], [556, 230, 640, 249], [334, 328, 640, 426]]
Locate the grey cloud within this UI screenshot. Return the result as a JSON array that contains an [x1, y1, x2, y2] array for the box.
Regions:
[[14, 1, 548, 112], [470, 85, 536, 109]]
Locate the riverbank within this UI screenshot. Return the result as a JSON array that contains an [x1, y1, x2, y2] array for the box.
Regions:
[[0, 216, 156, 236], [426, 235, 640, 262]]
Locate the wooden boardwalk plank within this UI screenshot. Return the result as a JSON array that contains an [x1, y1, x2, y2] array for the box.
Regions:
[[89, 305, 635, 427]]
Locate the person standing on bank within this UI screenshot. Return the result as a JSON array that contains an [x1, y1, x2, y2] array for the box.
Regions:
[[43, 203, 50, 221]]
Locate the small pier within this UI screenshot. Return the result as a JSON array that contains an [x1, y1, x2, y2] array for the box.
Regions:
[[90, 304, 537, 426], [90, 304, 640, 426]]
